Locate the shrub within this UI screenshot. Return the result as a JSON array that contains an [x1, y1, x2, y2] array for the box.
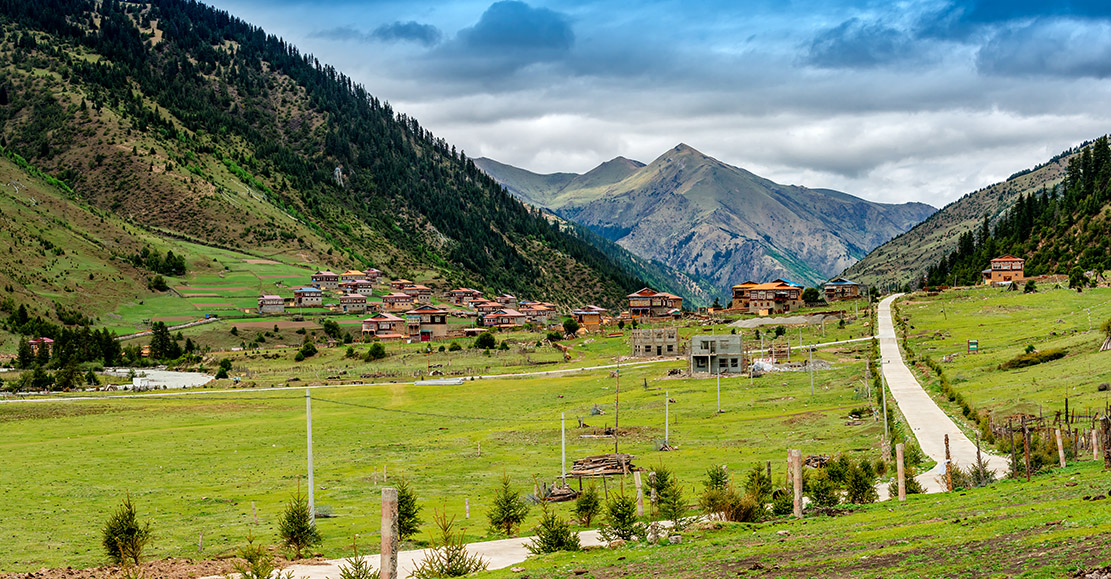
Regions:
[[396, 478, 423, 541], [562, 318, 580, 335], [300, 342, 318, 358], [227, 535, 295, 579], [805, 469, 840, 507], [999, 348, 1066, 370], [704, 464, 729, 491], [498, 341, 509, 351], [437, 345, 446, 352], [844, 462, 878, 504], [411, 510, 488, 579], [102, 494, 152, 565], [825, 454, 851, 485], [1023, 279, 1037, 293], [743, 464, 772, 505], [487, 473, 530, 536], [294, 352, 305, 362], [526, 504, 580, 554], [366, 342, 387, 361], [278, 488, 322, 559], [573, 484, 602, 526], [699, 486, 762, 523], [338, 540, 380, 579], [656, 473, 691, 531], [215, 367, 229, 379], [345, 346, 357, 358], [474, 332, 496, 350], [770, 488, 794, 516], [448, 341, 462, 352], [546, 331, 564, 342], [599, 491, 643, 542], [647, 464, 673, 505]]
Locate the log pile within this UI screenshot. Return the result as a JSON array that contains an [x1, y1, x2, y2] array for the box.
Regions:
[[544, 485, 580, 502], [567, 453, 641, 477]]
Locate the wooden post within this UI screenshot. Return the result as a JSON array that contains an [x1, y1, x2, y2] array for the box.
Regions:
[[648, 472, 656, 505], [1023, 418, 1031, 482], [383, 465, 387, 484], [896, 443, 906, 502], [944, 434, 952, 491], [634, 471, 644, 517], [465, 498, 470, 519], [1008, 419, 1017, 478], [1093, 429, 1100, 461], [791, 449, 802, 519], [198, 530, 203, 554], [380, 488, 399, 579], [1056, 429, 1067, 468], [766, 460, 772, 484], [477, 442, 481, 457], [252, 501, 258, 525], [1102, 415, 1111, 470]]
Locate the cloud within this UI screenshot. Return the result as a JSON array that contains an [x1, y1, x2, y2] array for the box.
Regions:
[[457, 1, 574, 54], [372, 21, 443, 46], [803, 18, 918, 68], [977, 18, 1111, 78]]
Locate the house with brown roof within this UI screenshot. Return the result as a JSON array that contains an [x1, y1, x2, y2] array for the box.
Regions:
[[364, 268, 383, 284], [382, 292, 415, 311], [361, 312, 406, 340], [447, 288, 483, 305], [823, 277, 861, 301], [389, 279, 414, 291], [28, 337, 54, 356], [403, 284, 433, 304], [746, 279, 803, 315], [519, 303, 553, 325], [339, 293, 367, 314], [473, 300, 503, 315], [340, 270, 367, 282], [293, 287, 323, 307], [730, 281, 758, 310], [494, 294, 518, 309], [982, 256, 1025, 285], [572, 305, 607, 330], [627, 288, 683, 319], [257, 294, 285, 314], [310, 271, 339, 289], [405, 306, 449, 341], [483, 308, 527, 328]]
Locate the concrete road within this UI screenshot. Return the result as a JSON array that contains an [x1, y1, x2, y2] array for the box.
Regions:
[[202, 529, 607, 579], [877, 295, 1009, 492]]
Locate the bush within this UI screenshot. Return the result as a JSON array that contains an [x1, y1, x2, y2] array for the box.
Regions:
[[337, 540, 379, 579], [999, 348, 1066, 370], [448, 341, 462, 352], [345, 346, 357, 358], [102, 494, 152, 565], [294, 352, 305, 362], [396, 478, 423, 541], [526, 504, 580, 554], [562, 318, 580, 335], [573, 484, 602, 526], [770, 488, 794, 516], [215, 367, 229, 379], [805, 469, 840, 508], [366, 342, 387, 361], [1024, 279, 1037, 293], [743, 464, 772, 505], [844, 462, 878, 504], [699, 487, 762, 522], [474, 332, 496, 350], [148, 275, 169, 292], [227, 535, 295, 579], [411, 510, 488, 578], [599, 491, 643, 542], [704, 464, 729, 491], [656, 472, 691, 531], [647, 464, 673, 505], [545, 331, 564, 342], [498, 341, 509, 351], [487, 473, 530, 536], [278, 488, 322, 559], [888, 468, 925, 497], [299, 341, 318, 359]]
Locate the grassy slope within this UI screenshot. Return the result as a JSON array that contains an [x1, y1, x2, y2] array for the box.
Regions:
[[0, 312, 884, 570], [845, 154, 1073, 288]]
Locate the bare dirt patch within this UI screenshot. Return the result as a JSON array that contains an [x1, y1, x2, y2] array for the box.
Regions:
[[244, 259, 282, 265], [0, 557, 237, 579]]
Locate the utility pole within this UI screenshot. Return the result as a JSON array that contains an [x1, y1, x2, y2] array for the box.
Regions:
[[809, 342, 814, 396], [881, 375, 889, 443], [665, 391, 669, 445], [714, 317, 721, 413], [614, 358, 620, 454], [306, 388, 315, 522], [561, 412, 566, 484]]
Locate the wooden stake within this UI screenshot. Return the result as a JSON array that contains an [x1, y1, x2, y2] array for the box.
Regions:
[[198, 530, 203, 555], [465, 498, 470, 519], [1102, 415, 1111, 470], [380, 488, 399, 579], [1023, 418, 1031, 482], [896, 443, 906, 502], [1056, 428, 1066, 468], [944, 434, 952, 492], [1008, 419, 1017, 478], [252, 501, 257, 525], [791, 449, 802, 519], [1093, 429, 1100, 461], [634, 471, 644, 517]]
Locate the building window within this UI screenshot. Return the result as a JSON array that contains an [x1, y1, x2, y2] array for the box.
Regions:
[[667, 344, 674, 353]]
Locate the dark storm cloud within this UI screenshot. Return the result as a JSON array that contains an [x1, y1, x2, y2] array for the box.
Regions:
[[372, 21, 443, 45], [803, 18, 917, 68], [456, 1, 574, 54]]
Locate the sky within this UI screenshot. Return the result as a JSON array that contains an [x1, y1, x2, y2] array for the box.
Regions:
[[206, 0, 1111, 207]]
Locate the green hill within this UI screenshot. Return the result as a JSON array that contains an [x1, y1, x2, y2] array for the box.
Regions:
[[0, 0, 648, 320]]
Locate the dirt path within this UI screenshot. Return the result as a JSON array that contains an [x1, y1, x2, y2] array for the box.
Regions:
[[877, 295, 1009, 492]]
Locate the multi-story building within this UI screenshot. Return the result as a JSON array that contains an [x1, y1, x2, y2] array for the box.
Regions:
[[689, 334, 745, 374], [631, 328, 679, 357]]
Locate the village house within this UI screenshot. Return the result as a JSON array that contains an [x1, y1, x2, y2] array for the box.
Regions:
[[339, 293, 367, 314], [389, 279, 414, 291], [403, 284, 433, 304], [340, 270, 367, 282], [257, 294, 285, 314], [746, 279, 804, 316], [473, 300, 503, 315], [627, 288, 683, 319], [494, 294, 518, 309], [293, 287, 323, 308], [404, 305, 449, 341], [338, 279, 376, 296], [364, 268, 383, 284], [572, 305, 607, 330], [730, 281, 758, 310], [631, 328, 679, 357], [361, 312, 406, 340], [982, 255, 1025, 285], [483, 308, 527, 328], [446, 288, 483, 305], [519, 303, 553, 325], [823, 277, 861, 301], [28, 337, 54, 356], [310, 271, 339, 289], [690, 334, 745, 374], [382, 292, 415, 311]]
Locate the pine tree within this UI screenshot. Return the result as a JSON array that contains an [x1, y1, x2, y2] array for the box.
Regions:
[[396, 478, 423, 541], [486, 473, 529, 536], [278, 488, 322, 559]]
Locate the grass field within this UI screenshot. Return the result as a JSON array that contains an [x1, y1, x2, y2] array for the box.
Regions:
[[0, 335, 881, 571]]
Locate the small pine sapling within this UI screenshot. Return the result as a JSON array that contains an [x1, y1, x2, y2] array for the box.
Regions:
[[573, 484, 602, 527], [102, 493, 152, 566], [487, 473, 530, 536], [278, 487, 322, 559], [395, 478, 424, 541], [526, 504, 580, 554]]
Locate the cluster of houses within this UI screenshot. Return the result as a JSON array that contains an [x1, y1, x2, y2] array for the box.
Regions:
[[728, 277, 863, 316]]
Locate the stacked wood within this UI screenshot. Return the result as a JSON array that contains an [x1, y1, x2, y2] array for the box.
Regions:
[[804, 455, 829, 468], [544, 485, 580, 502], [568, 453, 641, 477]]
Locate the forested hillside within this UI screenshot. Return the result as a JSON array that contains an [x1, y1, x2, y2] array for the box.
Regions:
[[0, 0, 645, 311], [924, 136, 1111, 287]]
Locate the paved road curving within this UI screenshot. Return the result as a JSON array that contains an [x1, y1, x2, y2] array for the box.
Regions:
[[877, 294, 1009, 492]]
